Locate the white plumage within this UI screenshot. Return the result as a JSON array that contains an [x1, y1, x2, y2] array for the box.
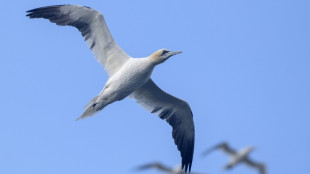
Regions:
[[27, 4, 195, 172]]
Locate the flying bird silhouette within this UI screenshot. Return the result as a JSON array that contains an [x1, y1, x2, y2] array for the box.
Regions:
[[202, 142, 266, 174], [136, 162, 205, 174], [26, 5, 195, 172]]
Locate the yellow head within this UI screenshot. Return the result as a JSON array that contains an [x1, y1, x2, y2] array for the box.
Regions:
[[149, 49, 182, 64]]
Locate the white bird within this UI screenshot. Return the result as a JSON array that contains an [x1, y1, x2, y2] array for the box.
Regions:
[[202, 142, 266, 174], [26, 5, 195, 172], [136, 162, 205, 174]]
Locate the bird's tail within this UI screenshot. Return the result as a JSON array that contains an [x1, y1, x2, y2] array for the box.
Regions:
[[76, 95, 102, 120]]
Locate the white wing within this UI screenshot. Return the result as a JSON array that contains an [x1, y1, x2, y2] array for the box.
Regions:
[[27, 5, 130, 76], [131, 79, 195, 173]]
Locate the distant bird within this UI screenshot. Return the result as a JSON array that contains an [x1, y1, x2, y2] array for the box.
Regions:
[[26, 5, 195, 172], [202, 142, 266, 174], [136, 162, 205, 174]]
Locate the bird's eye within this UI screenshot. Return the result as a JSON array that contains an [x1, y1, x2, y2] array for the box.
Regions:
[[162, 50, 169, 55]]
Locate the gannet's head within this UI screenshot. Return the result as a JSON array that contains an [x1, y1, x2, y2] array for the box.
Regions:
[[244, 146, 255, 154], [150, 49, 182, 64]]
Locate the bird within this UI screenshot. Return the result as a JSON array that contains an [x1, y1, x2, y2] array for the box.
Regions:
[[26, 5, 195, 173], [136, 162, 205, 174], [202, 142, 266, 174]]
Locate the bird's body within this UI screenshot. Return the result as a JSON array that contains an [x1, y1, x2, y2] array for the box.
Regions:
[[80, 57, 155, 118], [27, 4, 195, 172], [225, 146, 252, 169]]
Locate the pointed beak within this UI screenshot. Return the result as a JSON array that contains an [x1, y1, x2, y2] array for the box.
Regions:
[[173, 51, 182, 55], [170, 51, 182, 56]]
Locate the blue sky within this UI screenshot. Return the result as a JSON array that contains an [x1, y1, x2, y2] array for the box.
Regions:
[[1, 0, 309, 174]]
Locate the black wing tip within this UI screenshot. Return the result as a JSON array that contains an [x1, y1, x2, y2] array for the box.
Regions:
[[26, 5, 61, 18], [181, 138, 194, 173], [26, 4, 91, 13], [182, 154, 193, 173], [134, 162, 162, 172], [26, 5, 71, 17], [134, 165, 149, 171], [26, 5, 64, 12], [182, 163, 192, 173], [135, 163, 154, 170], [171, 124, 194, 173]]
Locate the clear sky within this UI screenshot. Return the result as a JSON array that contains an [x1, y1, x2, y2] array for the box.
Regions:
[[1, 0, 309, 174]]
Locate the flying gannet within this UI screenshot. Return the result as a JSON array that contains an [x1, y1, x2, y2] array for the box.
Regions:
[[26, 5, 195, 173], [136, 162, 205, 174], [202, 142, 266, 174]]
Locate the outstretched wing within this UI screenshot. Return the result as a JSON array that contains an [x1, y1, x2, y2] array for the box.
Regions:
[[202, 142, 237, 156], [131, 79, 195, 173], [26, 5, 130, 76], [135, 162, 173, 173], [244, 157, 266, 174]]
